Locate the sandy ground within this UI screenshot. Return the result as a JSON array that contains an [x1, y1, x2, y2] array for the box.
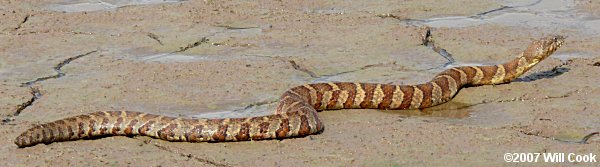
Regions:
[[1, 0, 600, 166]]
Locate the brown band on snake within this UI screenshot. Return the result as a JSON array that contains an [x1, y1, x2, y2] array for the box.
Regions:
[[398, 86, 414, 109], [377, 84, 395, 109], [15, 36, 564, 148], [340, 82, 357, 109], [325, 90, 340, 110]]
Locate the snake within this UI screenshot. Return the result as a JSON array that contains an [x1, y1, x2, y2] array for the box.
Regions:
[[15, 35, 564, 148]]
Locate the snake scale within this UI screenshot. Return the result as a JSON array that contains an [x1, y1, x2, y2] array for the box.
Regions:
[[15, 36, 564, 148]]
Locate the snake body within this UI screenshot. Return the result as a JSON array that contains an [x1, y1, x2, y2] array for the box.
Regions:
[[15, 36, 564, 147]]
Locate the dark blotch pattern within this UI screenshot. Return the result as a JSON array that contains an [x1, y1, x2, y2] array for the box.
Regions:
[[234, 123, 250, 141], [123, 119, 138, 136], [276, 118, 290, 138], [212, 124, 228, 141], [157, 123, 178, 140], [186, 125, 204, 142], [298, 115, 311, 136]]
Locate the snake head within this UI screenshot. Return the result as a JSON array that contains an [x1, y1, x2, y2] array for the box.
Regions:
[[522, 35, 565, 64]]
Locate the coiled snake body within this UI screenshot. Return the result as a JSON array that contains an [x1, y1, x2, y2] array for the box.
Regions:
[[15, 36, 564, 147]]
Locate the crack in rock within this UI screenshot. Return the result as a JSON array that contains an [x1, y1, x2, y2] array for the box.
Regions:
[[377, 0, 543, 26], [14, 14, 31, 31], [470, 0, 542, 19], [2, 87, 40, 123], [21, 50, 99, 87], [2, 14, 31, 32], [242, 30, 439, 80], [288, 59, 400, 82], [494, 89, 579, 103], [216, 24, 260, 30], [288, 60, 319, 78], [12, 87, 40, 116], [360, 21, 455, 71], [143, 34, 217, 61], [580, 132, 599, 144], [233, 99, 279, 112], [519, 130, 598, 144], [450, 89, 579, 110], [141, 139, 231, 167], [243, 55, 399, 81], [313, 62, 398, 82], [7, 50, 98, 121], [245, 28, 449, 81], [55, 50, 98, 73], [175, 37, 210, 53], [420, 26, 455, 68], [470, 6, 512, 18], [146, 32, 163, 45]]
